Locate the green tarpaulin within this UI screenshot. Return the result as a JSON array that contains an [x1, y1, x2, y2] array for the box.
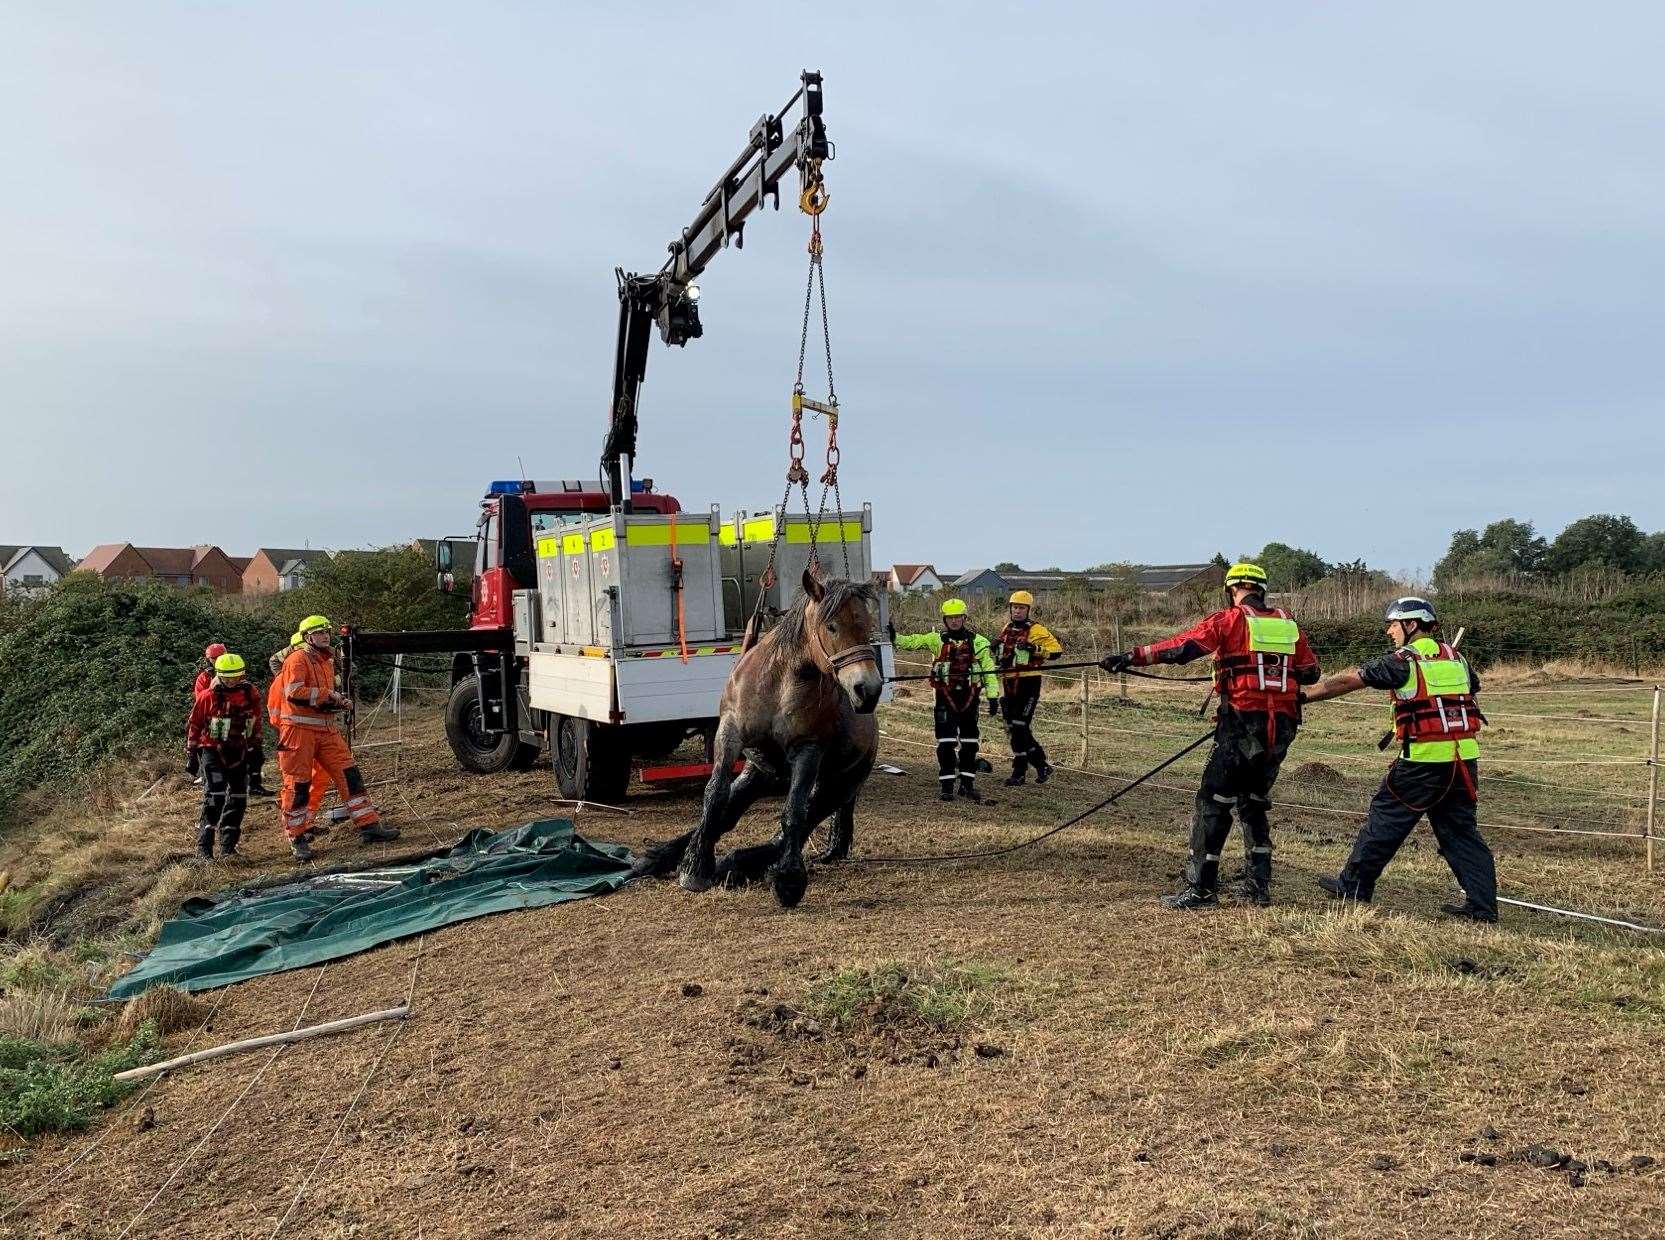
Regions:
[[108, 819, 634, 999]]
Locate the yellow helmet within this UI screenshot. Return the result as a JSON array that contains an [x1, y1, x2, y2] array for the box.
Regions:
[[1225, 562, 1269, 589], [213, 652, 246, 676], [298, 614, 332, 636], [940, 598, 968, 617], [1008, 590, 1035, 607], [289, 633, 304, 647]]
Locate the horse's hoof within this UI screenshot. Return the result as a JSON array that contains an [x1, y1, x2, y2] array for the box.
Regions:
[[678, 866, 716, 893], [768, 863, 809, 909]]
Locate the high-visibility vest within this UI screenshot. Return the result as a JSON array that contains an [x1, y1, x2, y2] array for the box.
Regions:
[[1213, 607, 1302, 698], [1391, 637, 1481, 762]]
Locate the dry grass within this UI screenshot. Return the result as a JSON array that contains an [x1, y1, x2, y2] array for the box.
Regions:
[[113, 985, 209, 1042], [2, 686, 1663, 1237], [0, 990, 77, 1045]]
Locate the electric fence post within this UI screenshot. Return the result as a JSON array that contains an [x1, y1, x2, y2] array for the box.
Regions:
[[1647, 685, 1661, 875]]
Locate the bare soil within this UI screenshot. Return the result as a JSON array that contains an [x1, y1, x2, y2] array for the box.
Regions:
[[3, 705, 1663, 1239]]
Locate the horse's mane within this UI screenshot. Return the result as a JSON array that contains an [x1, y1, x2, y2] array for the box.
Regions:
[[765, 578, 879, 668]]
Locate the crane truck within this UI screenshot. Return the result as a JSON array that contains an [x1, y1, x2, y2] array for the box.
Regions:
[[343, 71, 893, 802]]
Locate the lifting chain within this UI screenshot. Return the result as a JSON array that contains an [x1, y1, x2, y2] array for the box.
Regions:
[[744, 159, 845, 653]]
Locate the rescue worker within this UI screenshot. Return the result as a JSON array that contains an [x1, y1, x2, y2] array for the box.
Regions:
[[268, 635, 332, 829], [1300, 597, 1498, 922], [196, 640, 272, 796], [1100, 562, 1319, 908], [994, 591, 1063, 786], [277, 615, 396, 861], [185, 652, 262, 859], [893, 598, 1001, 802]]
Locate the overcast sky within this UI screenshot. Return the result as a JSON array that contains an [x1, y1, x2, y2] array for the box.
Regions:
[[3, 2, 1661, 579]]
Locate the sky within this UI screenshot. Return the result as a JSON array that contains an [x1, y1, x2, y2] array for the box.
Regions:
[[2, 2, 1662, 581]]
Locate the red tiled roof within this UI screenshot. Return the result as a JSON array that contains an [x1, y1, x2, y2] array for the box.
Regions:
[[891, 564, 938, 585]]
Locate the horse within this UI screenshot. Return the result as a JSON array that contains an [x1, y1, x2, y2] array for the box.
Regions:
[[631, 570, 883, 908]]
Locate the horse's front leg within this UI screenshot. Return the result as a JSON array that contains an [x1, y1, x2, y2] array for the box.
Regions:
[[678, 719, 744, 892], [767, 743, 823, 908], [812, 800, 856, 865]]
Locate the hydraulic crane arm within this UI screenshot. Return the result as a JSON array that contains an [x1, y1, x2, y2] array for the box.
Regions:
[[602, 70, 832, 509]]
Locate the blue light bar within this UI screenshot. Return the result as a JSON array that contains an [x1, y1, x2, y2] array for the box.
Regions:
[[487, 480, 529, 495]]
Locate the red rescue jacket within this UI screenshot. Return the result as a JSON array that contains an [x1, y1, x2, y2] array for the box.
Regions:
[[1130, 602, 1319, 718], [187, 680, 265, 761]]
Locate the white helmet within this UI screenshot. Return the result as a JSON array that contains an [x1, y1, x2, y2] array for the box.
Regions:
[[1383, 596, 1437, 626]]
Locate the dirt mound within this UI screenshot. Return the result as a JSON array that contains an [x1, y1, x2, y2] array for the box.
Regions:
[[1291, 761, 1347, 787], [115, 985, 210, 1042]]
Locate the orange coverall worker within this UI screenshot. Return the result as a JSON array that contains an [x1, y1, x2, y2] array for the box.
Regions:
[[276, 645, 381, 839], [268, 670, 327, 819]]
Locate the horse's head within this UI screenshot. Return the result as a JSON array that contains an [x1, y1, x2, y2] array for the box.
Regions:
[[802, 569, 883, 714]]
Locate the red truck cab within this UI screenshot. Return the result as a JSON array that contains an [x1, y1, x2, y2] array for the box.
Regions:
[[467, 479, 681, 630]]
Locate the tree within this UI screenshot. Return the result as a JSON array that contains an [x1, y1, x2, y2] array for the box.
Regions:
[[994, 561, 1020, 573], [1210, 552, 1229, 570], [1545, 514, 1645, 576], [1255, 543, 1329, 591], [1640, 532, 1665, 575], [1434, 518, 1547, 585]]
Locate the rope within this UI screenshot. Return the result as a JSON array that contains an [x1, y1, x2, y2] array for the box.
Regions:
[[267, 938, 423, 1236], [116, 965, 330, 1238], [885, 659, 1210, 684], [853, 731, 1214, 866]]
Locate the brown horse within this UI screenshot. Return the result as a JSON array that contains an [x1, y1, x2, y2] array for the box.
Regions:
[[631, 570, 882, 907]]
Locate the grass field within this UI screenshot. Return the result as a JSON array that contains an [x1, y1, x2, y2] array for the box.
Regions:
[[1, 668, 1662, 1238]]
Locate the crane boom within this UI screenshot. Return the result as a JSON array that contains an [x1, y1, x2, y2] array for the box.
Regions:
[[601, 71, 832, 509]]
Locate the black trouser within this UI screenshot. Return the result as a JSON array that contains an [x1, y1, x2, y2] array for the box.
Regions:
[[1337, 758, 1497, 915], [197, 751, 249, 855], [1001, 677, 1048, 776], [933, 695, 982, 789], [1182, 708, 1296, 896]]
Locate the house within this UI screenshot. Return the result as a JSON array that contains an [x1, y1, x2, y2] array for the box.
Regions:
[[76, 544, 245, 594], [243, 548, 332, 594], [886, 564, 943, 594], [411, 538, 478, 577], [0, 545, 74, 594], [946, 568, 1009, 604]]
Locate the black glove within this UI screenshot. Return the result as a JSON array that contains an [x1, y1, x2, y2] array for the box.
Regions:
[[1100, 653, 1133, 673], [885, 621, 896, 644], [185, 748, 200, 777], [989, 696, 1001, 718]]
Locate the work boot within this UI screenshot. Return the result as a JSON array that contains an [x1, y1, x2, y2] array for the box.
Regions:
[[218, 828, 241, 858], [290, 835, 314, 862], [358, 823, 400, 845], [328, 806, 351, 824], [194, 827, 215, 862], [1034, 759, 1054, 785], [1234, 850, 1272, 906], [248, 778, 275, 798], [957, 778, 984, 804], [1160, 886, 1219, 910], [938, 782, 955, 802], [1317, 875, 1369, 902], [1440, 900, 1498, 924]]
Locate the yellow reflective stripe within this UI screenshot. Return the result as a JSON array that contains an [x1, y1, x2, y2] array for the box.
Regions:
[[718, 522, 738, 546], [536, 535, 561, 559], [625, 524, 710, 546], [562, 533, 585, 555], [590, 528, 616, 551], [784, 520, 862, 544], [741, 516, 777, 544], [580, 647, 609, 658], [1407, 737, 1480, 762]]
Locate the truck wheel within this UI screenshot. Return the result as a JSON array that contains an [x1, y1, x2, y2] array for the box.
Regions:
[[445, 678, 537, 774], [551, 714, 632, 803]]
